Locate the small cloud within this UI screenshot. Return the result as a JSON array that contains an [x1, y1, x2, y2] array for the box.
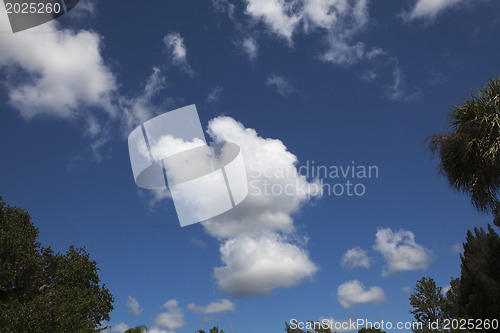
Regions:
[[340, 247, 371, 269], [213, 234, 318, 297], [187, 299, 236, 314], [386, 65, 420, 101], [442, 284, 451, 296], [207, 86, 224, 103], [428, 71, 449, 85], [211, 0, 236, 20], [154, 300, 185, 332], [266, 75, 294, 96], [191, 237, 207, 247], [366, 47, 386, 60], [163, 32, 193, 75], [111, 322, 129, 333], [68, 0, 97, 18], [450, 242, 462, 254], [126, 296, 143, 316], [241, 37, 258, 61], [401, 286, 411, 293], [337, 280, 387, 308], [373, 227, 432, 276], [360, 70, 378, 82]]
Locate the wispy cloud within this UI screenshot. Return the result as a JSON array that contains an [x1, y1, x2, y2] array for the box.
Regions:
[[241, 37, 258, 61], [211, 0, 236, 21], [163, 32, 193, 75], [207, 86, 224, 103], [266, 75, 294, 96], [386, 65, 420, 101]]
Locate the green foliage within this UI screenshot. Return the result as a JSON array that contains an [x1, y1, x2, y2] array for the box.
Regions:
[[358, 328, 386, 333], [410, 226, 500, 333], [456, 226, 500, 322], [428, 77, 500, 225], [0, 196, 114, 332], [409, 277, 447, 332], [125, 325, 148, 333]]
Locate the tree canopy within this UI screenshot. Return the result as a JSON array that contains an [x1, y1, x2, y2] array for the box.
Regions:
[[409, 277, 447, 332], [410, 226, 500, 333], [428, 77, 500, 226], [455, 225, 500, 321], [125, 325, 148, 333], [0, 196, 114, 332]]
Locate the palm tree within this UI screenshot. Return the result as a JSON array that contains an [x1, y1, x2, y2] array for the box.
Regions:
[[428, 77, 500, 226], [124, 325, 147, 333]]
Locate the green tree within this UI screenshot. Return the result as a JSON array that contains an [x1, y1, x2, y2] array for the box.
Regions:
[[409, 277, 446, 332], [428, 77, 500, 226], [125, 325, 148, 333], [455, 226, 500, 322], [0, 196, 114, 332]]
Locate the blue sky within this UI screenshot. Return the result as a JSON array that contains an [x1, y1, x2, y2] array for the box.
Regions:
[[1, 0, 499, 332]]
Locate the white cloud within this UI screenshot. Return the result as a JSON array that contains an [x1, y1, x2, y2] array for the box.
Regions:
[[266, 75, 294, 96], [341, 247, 371, 269], [111, 322, 129, 333], [187, 299, 236, 314], [320, 37, 365, 65], [402, 0, 465, 22], [442, 284, 451, 296], [214, 233, 318, 297], [401, 286, 411, 293], [207, 86, 224, 103], [243, 0, 371, 65], [337, 280, 386, 308], [204, 116, 321, 238], [373, 228, 432, 276], [163, 32, 193, 74], [0, 6, 117, 119], [126, 296, 143, 316], [241, 37, 258, 61], [154, 300, 185, 332], [200, 117, 321, 297], [244, 0, 301, 43]]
